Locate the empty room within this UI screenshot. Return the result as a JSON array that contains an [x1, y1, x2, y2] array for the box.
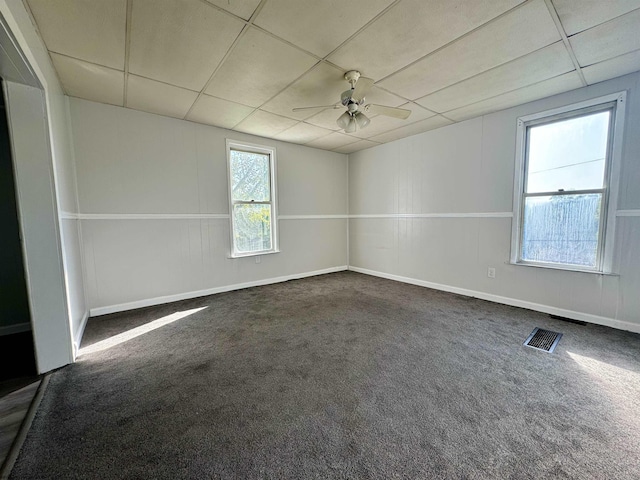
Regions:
[[0, 0, 639, 478]]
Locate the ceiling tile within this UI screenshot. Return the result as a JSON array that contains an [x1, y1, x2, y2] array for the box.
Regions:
[[305, 132, 359, 150], [582, 49, 640, 85], [234, 110, 298, 137], [187, 94, 255, 129], [51, 53, 123, 106], [253, 0, 395, 57], [205, 28, 318, 108], [368, 116, 454, 144], [126, 75, 198, 119], [444, 72, 583, 122], [27, 0, 126, 69], [378, 0, 560, 100], [204, 0, 261, 20], [275, 123, 334, 144], [349, 103, 435, 139], [129, 0, 244, 91], [261, 63, 347, 120], [416, 42, 574, 113], [332, 139, 380, 154], [569, 9, 640, 67], [327, 0, 525, 80], [552, 0, 640, 35]]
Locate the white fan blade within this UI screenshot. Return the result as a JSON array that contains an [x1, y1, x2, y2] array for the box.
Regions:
[[365, 104, 411, 120], [292, 104, 341, 113], [351, 77, 374, 102]]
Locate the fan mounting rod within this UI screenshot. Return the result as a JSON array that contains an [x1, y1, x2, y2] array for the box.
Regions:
[[344, 70, 361, 89]]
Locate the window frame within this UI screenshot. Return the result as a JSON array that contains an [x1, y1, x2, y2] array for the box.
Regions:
[[226, 139, 279, 258], [510, 92, 626, 274]]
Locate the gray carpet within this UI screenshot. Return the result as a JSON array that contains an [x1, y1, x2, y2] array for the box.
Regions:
[[9, 271, 640, 479]]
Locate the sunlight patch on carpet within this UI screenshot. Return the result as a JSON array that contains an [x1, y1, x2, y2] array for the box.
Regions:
[[79, 307, 207, 356]]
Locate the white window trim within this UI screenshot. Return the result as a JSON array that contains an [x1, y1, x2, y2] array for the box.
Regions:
[[226, 139, 279, 258], [510, 91, 626, 274]]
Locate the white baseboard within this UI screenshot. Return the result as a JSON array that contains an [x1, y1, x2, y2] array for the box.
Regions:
[[89, 266, 349, 317], [0, 322, 31, 336], [349, 266, 640, 334], [72, 311, 90, 358]]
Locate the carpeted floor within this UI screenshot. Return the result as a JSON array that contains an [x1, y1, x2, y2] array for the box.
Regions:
[[9, 271, 640, 479]]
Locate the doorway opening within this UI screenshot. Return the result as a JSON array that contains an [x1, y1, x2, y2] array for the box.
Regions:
[[0, 79, 38, 397]]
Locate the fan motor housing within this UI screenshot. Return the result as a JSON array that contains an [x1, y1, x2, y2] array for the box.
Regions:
[[344, 70, 361, 85]]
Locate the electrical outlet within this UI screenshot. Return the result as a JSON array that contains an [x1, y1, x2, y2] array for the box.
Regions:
[[255, 256, 261, 264], [487, 267, 495, 278]]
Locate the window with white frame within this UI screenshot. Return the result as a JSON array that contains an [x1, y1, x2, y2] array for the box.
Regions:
[[226, 140, 278, 257], [511, 92, 625, 273]]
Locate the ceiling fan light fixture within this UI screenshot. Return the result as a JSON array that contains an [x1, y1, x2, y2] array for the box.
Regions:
[[298, 70, 411, 135], [336, 111, 352, 130], [354, 112, 370, 129]]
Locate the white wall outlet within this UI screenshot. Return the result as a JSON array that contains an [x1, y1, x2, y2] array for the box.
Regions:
[[255, 256, 261, 264], [487, 267, 495, 278]]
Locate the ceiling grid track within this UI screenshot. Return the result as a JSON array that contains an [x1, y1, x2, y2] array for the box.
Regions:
[[543, 0, 588, 87], [122, 0, 133, 106]]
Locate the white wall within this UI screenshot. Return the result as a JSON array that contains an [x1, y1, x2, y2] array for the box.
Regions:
[[69, 99, 348, 314], [1, 0, 87, 368], [349, 71, 640, 332]]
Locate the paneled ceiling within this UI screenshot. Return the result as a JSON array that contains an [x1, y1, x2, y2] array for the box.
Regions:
[[26, 0, 640, 153]]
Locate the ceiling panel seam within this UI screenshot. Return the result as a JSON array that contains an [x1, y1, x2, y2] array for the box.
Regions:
[[441, 71, 579, 117], [123, 0, 132, 106], [543, 0, 587, 87], [195, 0, 252, 24]]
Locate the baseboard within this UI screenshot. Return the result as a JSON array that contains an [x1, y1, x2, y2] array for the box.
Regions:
[[72, 311, 90, 358], [0, 322, 31, 336], [348, 266, 640, 334], [89, 266, 349, 317]]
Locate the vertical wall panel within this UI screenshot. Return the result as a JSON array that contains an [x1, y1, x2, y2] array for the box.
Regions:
[[349, 71, 640, 331], [70, 99, 349, 312]]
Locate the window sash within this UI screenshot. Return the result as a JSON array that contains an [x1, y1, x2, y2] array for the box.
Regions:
[[227, 141, 278, 257], [519, 192, 605, 269], [512, 94, 624, 273]]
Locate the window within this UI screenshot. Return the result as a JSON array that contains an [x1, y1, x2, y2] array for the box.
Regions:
[[226, 140, 278, 257], [511, 92, 625, 273]]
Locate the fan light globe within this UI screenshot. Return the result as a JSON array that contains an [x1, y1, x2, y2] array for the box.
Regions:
[[355, 112, 370, 129], [345, 117, 357, 133], [336, 111, 352, 130]]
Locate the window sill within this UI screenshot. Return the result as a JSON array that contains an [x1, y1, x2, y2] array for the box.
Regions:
[[228, 249, 280, 259], [508, 261, 618, 276]]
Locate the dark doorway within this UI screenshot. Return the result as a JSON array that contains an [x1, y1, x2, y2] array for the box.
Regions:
[[0, 79, 37, 396]]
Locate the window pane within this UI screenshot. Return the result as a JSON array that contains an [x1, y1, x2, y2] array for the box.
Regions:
[[521, 194, 601, 268], [232, 204, 272, 253], [526, 111, 610, 193], [230, 150, 271, 202]]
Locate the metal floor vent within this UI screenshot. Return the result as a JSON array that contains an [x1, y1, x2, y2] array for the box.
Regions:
[[524, 328, 562, 353]]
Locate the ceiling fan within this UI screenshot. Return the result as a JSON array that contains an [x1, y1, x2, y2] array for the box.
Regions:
[[293, 70, 411, 133]]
